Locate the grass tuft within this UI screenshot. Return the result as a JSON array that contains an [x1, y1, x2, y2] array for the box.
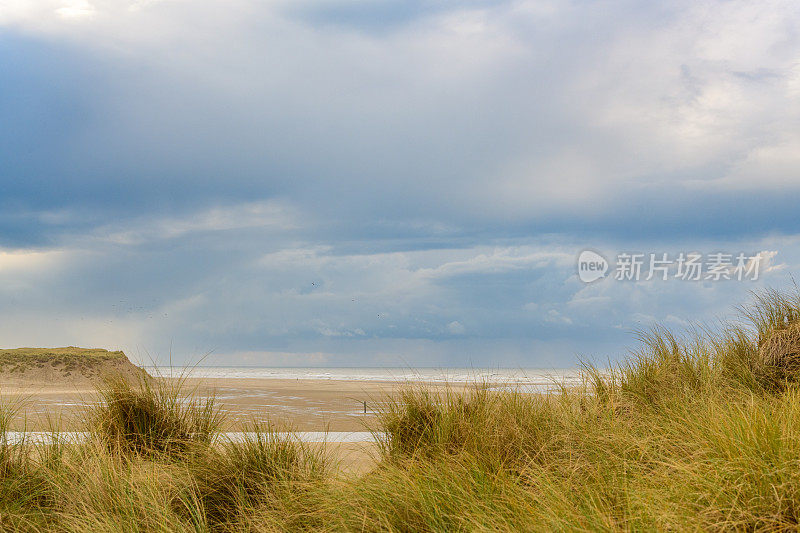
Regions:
[[378, 384, 561, 472], [188, 422, 328, 528], [92, 374, 223, 459]]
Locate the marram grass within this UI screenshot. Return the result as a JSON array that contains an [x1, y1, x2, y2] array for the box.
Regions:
[[4, 289, 800, 531]]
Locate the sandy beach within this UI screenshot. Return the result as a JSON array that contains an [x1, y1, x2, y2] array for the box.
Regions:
[[0, 376, 474, 474], [0, 377, 471, 431]]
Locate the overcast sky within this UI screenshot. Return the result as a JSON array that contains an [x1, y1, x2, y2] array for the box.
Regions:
[[1, 0, 799, 367]]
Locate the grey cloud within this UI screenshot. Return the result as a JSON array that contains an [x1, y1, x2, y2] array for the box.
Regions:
[[1, 1, 800, 366]]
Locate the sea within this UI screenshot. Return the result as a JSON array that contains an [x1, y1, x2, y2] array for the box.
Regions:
[[140, 366, 584, 390]]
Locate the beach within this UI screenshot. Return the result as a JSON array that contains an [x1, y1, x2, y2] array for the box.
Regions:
[[0, 367, 575, 431], [0, 368, 575, 475]]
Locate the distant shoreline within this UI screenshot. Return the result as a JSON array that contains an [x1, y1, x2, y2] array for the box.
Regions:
[[140, 366, 584, 384]]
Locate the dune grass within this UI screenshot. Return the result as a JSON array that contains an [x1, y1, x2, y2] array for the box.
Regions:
[[0, 347, 127, 373], [3, 288, 800, 530], [92, 374, 223, 459]]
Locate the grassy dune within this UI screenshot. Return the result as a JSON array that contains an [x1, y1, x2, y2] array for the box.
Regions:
[[0, 347, 123, 368], [4, 289, 800, 531], [0, 347, 141, 383]]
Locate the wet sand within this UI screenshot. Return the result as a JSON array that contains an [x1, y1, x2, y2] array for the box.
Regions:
[[187, 377, 397, 432], [0, 377, 469, 474], [1, 378, 468, 431]]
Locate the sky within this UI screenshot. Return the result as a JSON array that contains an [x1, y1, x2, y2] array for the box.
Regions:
[[0, 0, 799, 367]]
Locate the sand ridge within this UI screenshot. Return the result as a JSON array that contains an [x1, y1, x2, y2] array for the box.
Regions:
[[0, 347, 143, 387]]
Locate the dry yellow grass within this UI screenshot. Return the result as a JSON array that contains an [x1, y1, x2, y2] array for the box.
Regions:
[[3, 289, 800, 531]]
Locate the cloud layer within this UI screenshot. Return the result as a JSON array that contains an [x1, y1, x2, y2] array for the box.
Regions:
[[1, 0, 799, 366]]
